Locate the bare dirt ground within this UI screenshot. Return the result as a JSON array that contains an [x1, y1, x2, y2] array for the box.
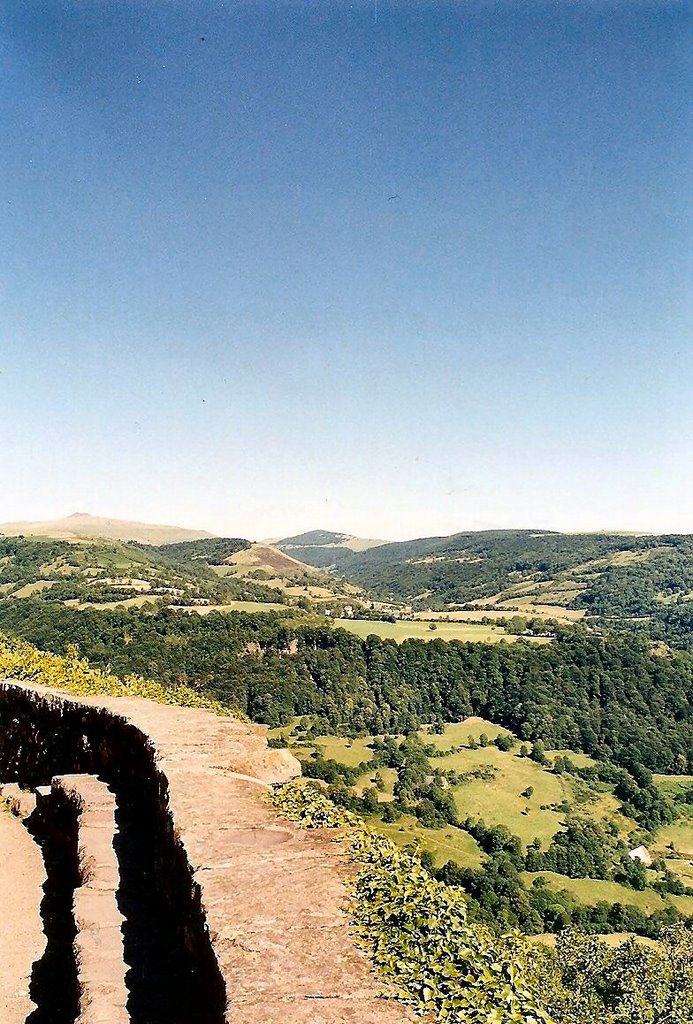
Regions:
[[0, 803, 45, 1022]]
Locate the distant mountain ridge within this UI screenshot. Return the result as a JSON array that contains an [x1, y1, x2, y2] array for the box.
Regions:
[[278, 527, 693, 648], [274, 529, 387, 569], [0, 513, 216, 545]]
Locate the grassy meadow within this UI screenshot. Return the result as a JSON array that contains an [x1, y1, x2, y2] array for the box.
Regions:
[[333, 618, 551, 644], [650, 817, 693, 857], [441, 747, 571, 848], [168, 600, 556, 645], [179, 599, 290, 614], [373, 813, 484, 869], [522, 871, 693, 916], [269, 715, 693, 923]]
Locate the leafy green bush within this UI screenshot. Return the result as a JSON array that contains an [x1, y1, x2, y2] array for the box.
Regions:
[[539, 926, 693, 1024], [270, 780, 551, 1023], [0, 633, 246, 719]]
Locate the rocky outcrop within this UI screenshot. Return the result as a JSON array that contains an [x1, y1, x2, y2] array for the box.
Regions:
[[0, 681, 413, 1024]]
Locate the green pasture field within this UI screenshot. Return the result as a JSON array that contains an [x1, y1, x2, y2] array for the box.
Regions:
[[646, 778, 691, 884], [353, 767, 398, 800], [181, 599, 291, 614], [424, 723, 634, 847], [265, 717, 305, 741], [651, 815, 693, 860], [420, 718, 510, 750], [545, 749, 597, 769], [419, 721, 576, 848], [665, 858, 693, 889], [370, 813, 484, 870], [333, 618, 551, 644], [72, 595, 157, 610], [309, 734, 376, 767], [521, 872, 678, 914], [669, 892, 693, 914], [438, 747, 572, 848], [279, 732, 378, 769], [10, 580, 56, 598], [653, 774, 693, 797], [573, 791, 634, 839], [95, 551, 155, 571]]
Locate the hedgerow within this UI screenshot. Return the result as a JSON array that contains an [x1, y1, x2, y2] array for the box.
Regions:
[[269, 779, 552, 1024], [0, 632, 246, 719]]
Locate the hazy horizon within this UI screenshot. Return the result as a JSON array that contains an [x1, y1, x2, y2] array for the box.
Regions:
[[0, 507, 689, 545], [3, 2, 691, 540]]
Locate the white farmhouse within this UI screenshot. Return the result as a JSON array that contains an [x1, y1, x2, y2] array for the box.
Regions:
[[628, 845, 652, 866]]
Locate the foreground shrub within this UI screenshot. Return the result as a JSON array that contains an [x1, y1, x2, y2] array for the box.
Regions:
[[538, 925, 693, 1024], [270, 779, 551, 1023], [0, 633, 246, 719]]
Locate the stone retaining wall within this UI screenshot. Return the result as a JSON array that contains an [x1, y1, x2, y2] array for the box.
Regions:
[[0, 681, 414, 1024], [48, 775, 129, 1024]]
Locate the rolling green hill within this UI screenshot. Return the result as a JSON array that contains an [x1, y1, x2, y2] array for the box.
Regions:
[[275, 529, 387, 568], [0, 533, 366, 616], [0, 534, 280, 608], [284, 528, 693, 648]]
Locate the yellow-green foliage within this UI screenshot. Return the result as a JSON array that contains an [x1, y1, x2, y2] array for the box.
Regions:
[[269, 779, 552, 1024], [0, 633, 246, 719], [538, 926, 693, 1024]]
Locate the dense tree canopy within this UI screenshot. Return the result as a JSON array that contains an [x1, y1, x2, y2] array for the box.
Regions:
[[1, 599, 691, 774]]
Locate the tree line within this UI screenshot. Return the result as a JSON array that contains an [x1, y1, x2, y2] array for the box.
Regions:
[[0, 599, 691, 774]]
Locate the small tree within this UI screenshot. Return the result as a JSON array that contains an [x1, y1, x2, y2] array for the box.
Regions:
[[381, 802, 402, 823], [361, 787, 380, 813], [494, 733, 514, 752], [530, 740, 547, 765], [420, 849, 435, 872]]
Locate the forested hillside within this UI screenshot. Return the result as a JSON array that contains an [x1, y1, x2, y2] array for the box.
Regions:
[[0, 535, 276, 607], [1, 598, 690, 775], [283, 529, 693, 648]]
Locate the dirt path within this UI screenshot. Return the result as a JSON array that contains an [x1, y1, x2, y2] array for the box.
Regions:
[[0, 804, 46, 1022]]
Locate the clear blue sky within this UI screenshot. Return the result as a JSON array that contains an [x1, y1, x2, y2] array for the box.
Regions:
[[2, 1, 691, 539]]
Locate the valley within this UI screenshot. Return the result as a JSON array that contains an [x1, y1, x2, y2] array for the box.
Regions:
[[276, 528, 693, 647], [0, 514, 691, 1022], [269, 715, 693, 939]]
